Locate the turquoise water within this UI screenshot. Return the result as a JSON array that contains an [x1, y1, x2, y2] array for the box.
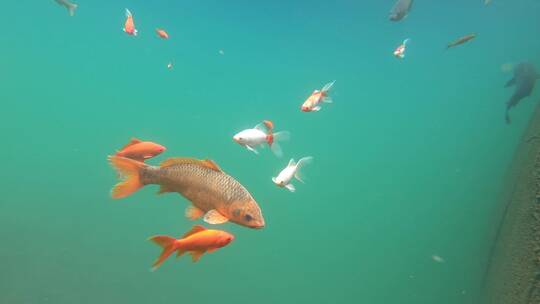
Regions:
[[1, 1, 540, 303]]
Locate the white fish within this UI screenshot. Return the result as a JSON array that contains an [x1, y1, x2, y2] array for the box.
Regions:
[[233, 120, 289, 157], [272, 157, 313, 192], [431, 255, 445, 263], [55, 0, 77, 16]]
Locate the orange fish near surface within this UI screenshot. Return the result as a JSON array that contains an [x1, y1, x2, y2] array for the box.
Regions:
[[115, 138, 166, 162], [149, 225, 234, 270], [301, 81, 335, 112], [123, 9, 138, 36], [156, 29, 169, 39]]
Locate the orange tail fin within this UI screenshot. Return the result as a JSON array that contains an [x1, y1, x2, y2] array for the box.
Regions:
[[149, 235, 178, 270], [108, 156, 146, 199]]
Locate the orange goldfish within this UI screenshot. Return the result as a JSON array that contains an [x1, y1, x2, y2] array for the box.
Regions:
[[156, 29, 169, 39], [301, 81, 335, 112], [123, 9, 138, 36], [149, 225, 234, 270], [115, 138, 166, 162]]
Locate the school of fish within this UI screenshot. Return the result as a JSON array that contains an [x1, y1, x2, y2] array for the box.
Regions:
[[51, 0, 538, 269]]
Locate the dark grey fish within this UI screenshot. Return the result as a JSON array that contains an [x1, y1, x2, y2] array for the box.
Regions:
[[504, 62, 539, 124], [389, 0, 414, 21]]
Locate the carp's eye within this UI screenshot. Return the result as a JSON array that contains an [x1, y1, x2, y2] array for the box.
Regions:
[[244, 214, 253, 222]]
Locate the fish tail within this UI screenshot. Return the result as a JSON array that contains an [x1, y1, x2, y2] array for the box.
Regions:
[[270, 131, 290, 157], [125, 8, 132, 18], [294, 156, 313, 183], [321, 80, 336, 94], [68, 3, 77, 16], [108, 156, 146, 199], [149, 235, 178, 271]]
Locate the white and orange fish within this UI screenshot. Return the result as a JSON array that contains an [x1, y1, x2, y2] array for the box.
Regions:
[[301, 81, 335, 112], [123, 9, 138, 36], [233, 120, 289, 157], [393, 38, 410, 59]]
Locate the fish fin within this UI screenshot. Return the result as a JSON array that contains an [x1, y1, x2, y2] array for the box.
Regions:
[[505, 110, 511, 124], [190, 250, 206, 262], [134, 29, 138, 36], [202, 159, 222, 172], [271, 177, 278, 184], [119, 138, 142, 151], [403, 38, 411, 45], [108, 156, 146, 199], [148, 235, 177, 271], [274, 131, 290, 142], [294, 157, 313, 183], [270, 142, 283, 158], [288, 159, 296, 167], [158, 185, 174, 195], [181, 225, 207, 238], [176, 248, 187, 258], [321, 80, 336, 93], [505, 77, 516, 87], [68, 3, 77, 16], [246, 145, 259, 154], [285, 184, 296, 192], [323, 97, 333, 104], [185, 206, 205, 220], [207, 247, 219, 253], [313, 106, 322, 112], [125, 8, 132, 17], [203, 210, 229, 225]]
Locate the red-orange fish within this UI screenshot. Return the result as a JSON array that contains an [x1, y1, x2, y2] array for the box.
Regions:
[[156, 29, 169, 39], [301, 81, 335, 112], [149, 225, 234, 270], [123, 9, 138, 36], [115, 138, 166, 162]]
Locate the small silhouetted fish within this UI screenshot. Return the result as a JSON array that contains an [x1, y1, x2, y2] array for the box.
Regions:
[[504, 62, 539, 124], [446, 34, 476, 49], [389, 0, 414, 21]]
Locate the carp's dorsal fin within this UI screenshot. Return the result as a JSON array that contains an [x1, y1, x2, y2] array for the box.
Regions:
[[202, 159, 222, 172], [182, 225, 206, 239], [160, 158, 222, 172], [203, 209, 229, 224], [120, 138, 142, 150]]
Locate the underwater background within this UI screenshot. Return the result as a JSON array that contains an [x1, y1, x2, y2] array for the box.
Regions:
[[1, 0, 540, 303]]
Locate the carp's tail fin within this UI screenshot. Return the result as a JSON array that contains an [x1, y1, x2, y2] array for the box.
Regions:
[[108, 156, 146, 199]]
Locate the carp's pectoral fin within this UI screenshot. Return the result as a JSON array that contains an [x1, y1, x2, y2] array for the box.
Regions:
[[313, 106, 322, 112], [190, 250, 206, 262], [505, 77, 516, 87], [185, 205, 205, 220], [207, 247, 219, 253], [203, 209, 229, 225]]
